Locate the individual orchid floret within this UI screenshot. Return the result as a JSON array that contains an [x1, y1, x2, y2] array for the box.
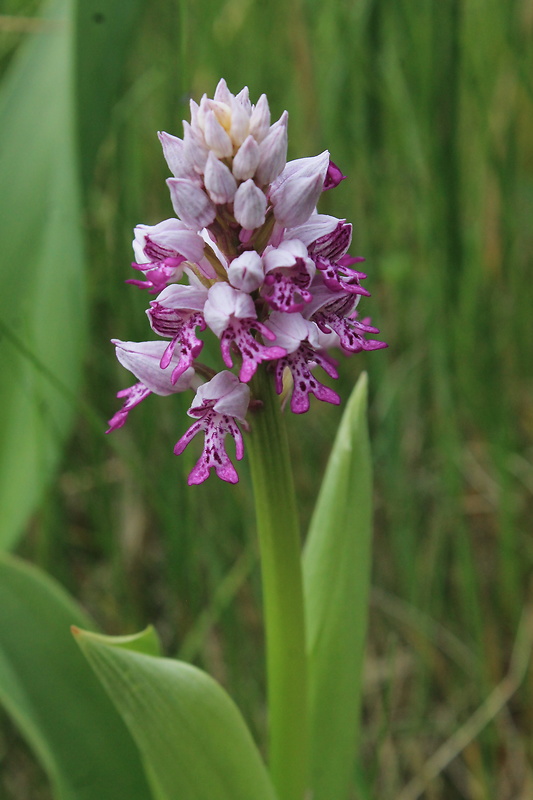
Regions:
[[228, 96, 250, 147], [323, 159, 347, 190], [273, 151, 331, 188], [261, 239, 316, 313], [234, 85, 251, 112], [174, 371, 250, 485], [233, 179, 267, 230], [307, 289, 386, 354], [227, 250, 264, 293], [204, 283, 286, 382], [182, 121, 209, 174], [305, 217, 353, 261], [232, 135, 260, 181], [255, 111, 288, 185], [167, 177, 216, 230], [248, 93, 271, 142], [107, 340, 198, 431], [147, 285, 208, 382], [158, 131, 195, 179], [267, 312, 340, 414], [204, 152, 238, 204], [315, 254, 370, 297], [284, 213, 340, 249], [270, 151, 330, 227], [214, 77, 233, 104], [292, 215, 369, 296], [203, 108, 234, 158], [128, 219, 205, 293]]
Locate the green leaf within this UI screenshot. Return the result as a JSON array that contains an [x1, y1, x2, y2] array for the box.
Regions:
[[75, 629, 279, 800], [74, 0, 146, 187], [0, 0, 87, 550], [303, 372, 373, 800], [0, 553, 153, 800], [75, 626, 162, 657]]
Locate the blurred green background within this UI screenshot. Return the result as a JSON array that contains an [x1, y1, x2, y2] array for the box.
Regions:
[[1, 0, 532, 797]]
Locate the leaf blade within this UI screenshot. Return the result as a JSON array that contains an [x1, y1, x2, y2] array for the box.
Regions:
[[303, 372, 373, 800], [0, 553, 153, 800], [75, 629, 279, 800]]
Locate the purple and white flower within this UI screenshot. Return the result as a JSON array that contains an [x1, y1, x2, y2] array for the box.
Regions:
[[107, 340, 199, 432], [108, 79, 386, 484], [128, 219, 205, 294], [174, 372, 250, 485], [204, 283, 286, 382]]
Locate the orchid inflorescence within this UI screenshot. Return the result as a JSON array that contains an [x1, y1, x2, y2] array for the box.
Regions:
[[107, 79, 386, 485]]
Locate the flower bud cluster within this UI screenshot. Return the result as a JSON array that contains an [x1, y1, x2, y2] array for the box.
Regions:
[[108, 79, 386, 485]]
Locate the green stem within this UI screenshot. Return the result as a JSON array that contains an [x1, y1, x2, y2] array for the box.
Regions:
[[248, 368, 308, 800]]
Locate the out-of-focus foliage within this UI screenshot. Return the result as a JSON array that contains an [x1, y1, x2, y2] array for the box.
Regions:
[[74, 0, 146, 188], [0, 0, 145, 550], [0, 554, 152, 800], [1, 0, 532, 796], [0, 0, 86, 550], [76, 627, 278, 800]]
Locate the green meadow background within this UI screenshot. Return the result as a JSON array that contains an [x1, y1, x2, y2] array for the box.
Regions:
[[1, 0, 532, 797]]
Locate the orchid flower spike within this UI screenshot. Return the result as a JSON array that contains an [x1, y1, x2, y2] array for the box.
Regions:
[[108, 78, 386, 484]]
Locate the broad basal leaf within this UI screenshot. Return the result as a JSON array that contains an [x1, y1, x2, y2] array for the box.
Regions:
[[75, 628, 278, 800], [0, 553, 152, 800], [303, 372, 373, 800]]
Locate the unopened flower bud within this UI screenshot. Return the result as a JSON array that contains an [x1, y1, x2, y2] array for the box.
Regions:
[[229, 97, 250, 147], [255, 111, 288, 185], [235, 85, 251, 113], [228, 250, 264, 292], [167, 178, 217, 230], [200, 97, 232, 131], [204, 152, 238, 204], [270, 151, 330, 227], [232, 135, 260, 181], [272, 150, 330, 192], [233, 179, 267, 230], [248, 94, 271, 142], [183, 121, 208, 174], [271, 172, 325, 228], [158, 131, 194, 178], [189, 99, 200, 127], [204, 109, 233, 157], [214, 78, 232, 104]]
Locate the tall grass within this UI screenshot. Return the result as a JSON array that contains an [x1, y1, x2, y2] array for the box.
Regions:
[[1, 0, 532, 796]]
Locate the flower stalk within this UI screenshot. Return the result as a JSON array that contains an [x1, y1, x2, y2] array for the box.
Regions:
[[248, 367, 308, 800]]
